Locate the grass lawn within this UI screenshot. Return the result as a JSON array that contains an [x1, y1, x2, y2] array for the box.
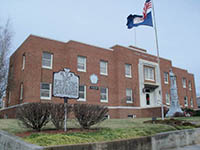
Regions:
[[0, 117, 200, 146]]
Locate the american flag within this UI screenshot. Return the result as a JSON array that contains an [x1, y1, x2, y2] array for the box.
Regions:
[[143, 0, 152, 19]]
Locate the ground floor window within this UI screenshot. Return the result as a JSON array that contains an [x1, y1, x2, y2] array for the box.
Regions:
[[184, 96, 188, 107], [40, 83, 51, 100], [100, 87, 108, 102], [126, 88, 133, 103], [78, 85, 86, 101], [165, 92, 170, 105]]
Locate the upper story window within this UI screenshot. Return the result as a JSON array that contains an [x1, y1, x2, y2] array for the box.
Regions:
[[78, 85, 86, 101], [165, 92, 170, 105], [42, 52, 53, 69], [20, 83, 24, 101], [77, 56, 86, 72], [40, 83, 51, 100], [184, 96, 188, 107], [164, 72, 169, 84], [125, 64, 132, 78], [126, 88, 133, 103], [144, 66, 155, 81], [189, 80, 192, 91], [22, 54, 25, 70], [182, 78, 186, 88], [100, 60, 108, 75], [100, 87, 108, 102]]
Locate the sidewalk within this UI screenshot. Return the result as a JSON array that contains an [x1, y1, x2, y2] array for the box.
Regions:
[[166, 144, 200, 150]]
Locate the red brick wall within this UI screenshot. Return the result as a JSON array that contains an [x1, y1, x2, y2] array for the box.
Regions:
[[5, 35, 197, 118]]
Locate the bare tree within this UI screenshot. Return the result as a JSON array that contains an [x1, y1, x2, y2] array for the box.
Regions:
[[0, 20, 13, 101]]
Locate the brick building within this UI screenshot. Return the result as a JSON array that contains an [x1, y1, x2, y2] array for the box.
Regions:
[[4, 35, 197, 118]]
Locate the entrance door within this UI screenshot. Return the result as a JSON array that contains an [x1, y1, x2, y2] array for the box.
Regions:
[[145, 89, 151, 105]]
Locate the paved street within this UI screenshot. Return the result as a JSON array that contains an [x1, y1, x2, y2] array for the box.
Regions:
[[166, 144, 200, 150]]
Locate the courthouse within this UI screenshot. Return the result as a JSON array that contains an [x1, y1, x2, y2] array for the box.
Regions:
[[3, 35, 197, 118]]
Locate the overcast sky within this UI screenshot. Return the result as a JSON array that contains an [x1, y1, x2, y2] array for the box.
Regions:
[[1, 0, 200, 96]]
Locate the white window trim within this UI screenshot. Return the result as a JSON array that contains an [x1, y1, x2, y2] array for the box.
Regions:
[[182, 78, 186, 88], [189, 81, 192, 91], [42, 52, 53, 69], [100, 87, 108, 103], [144, 66, 155, 81], [20, 83, 23, 100], [40, 83, 52, 100], [22, 55, 25, 70], [165, 93, 170, 105], [164, 72, 169, 84], [8, 91, 11, 104], [125, 64, 132, 78], [78, 85, 86, 101], [126, 88, 133, 103], [184, 96, 188, 107], [77, 56, 86, 72], [190, 98, 193, 107], [100, 61, 108, 76]]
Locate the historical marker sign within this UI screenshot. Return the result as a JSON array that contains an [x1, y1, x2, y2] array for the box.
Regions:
[[53, 68, 79, 99]]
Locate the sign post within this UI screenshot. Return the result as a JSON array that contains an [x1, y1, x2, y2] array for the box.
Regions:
[[53, 68, 79, 132]]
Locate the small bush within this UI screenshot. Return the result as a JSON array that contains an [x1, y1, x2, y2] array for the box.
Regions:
[[49, 103, 72, 130], [193, 110, 200, 116], [173, 112, 185, 117], [183, 108, 195, 116], [16, 103, 51, 131], [73, 104, 109, 129]]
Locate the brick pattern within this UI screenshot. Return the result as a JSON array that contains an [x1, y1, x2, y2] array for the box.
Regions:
[[3, 35, 197, 118]]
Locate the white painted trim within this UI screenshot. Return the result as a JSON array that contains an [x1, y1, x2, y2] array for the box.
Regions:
[[100, 61, 108, 76], [77, 56, 86, 72], [108, 106, 161, 110], [78, 85, 86, 101], [22, 55, 25, 70], [42, 53, 53, 70], [40, 83, 52, 100], [100, 87, 108, 103]]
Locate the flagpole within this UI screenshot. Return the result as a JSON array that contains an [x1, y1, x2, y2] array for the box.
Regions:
[[151, 0, 164, 120]]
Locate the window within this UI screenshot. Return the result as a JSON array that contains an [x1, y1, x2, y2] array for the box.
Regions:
[[100, 87, 108, 102], [40, 83, 51, 100], [22, 54, 25, 70], [78, 85, 86, 101], [100, 61, 108, 75], [8, 91, 11, 104], [20, 83, 23, 101], [42, 52, 53, 69], [164, 72, 169, 84], [165, 92, 170, 105], [126, 88, 133, 103], [125, 64, 132, 78], [128, 115, 133, 118], [189, 80, 192, 91], [77, 56, 86, 72], [190, 98, 193, 107], [182, 78, 186, 88], [184, 96, 188, 107], [144, 66, 155, 81], [104, 115, 110, 119]]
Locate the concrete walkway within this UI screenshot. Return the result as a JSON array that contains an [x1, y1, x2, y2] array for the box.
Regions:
[[166, 144, 200, 150]]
